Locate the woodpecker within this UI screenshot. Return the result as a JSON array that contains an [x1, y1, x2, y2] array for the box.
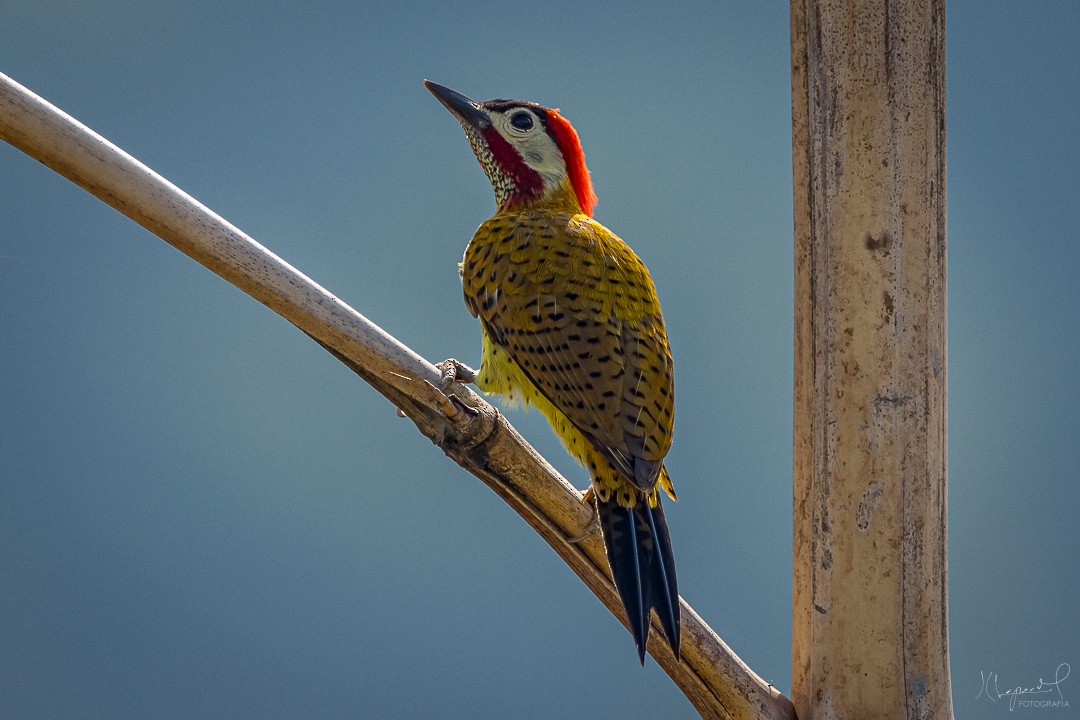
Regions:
[[425, 81, 679, 663]]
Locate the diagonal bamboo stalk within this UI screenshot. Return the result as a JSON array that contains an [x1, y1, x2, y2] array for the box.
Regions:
[[0, 72, 794, 720]]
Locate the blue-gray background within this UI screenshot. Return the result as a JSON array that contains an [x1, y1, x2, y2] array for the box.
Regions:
[[2, 2, 1077, 718]]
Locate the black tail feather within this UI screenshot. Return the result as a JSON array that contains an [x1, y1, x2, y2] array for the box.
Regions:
[[642, 499, 680, 657], [597, 496, 680, 664]]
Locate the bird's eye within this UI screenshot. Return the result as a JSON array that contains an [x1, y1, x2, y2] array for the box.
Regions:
[[509, 111, 534, 131]]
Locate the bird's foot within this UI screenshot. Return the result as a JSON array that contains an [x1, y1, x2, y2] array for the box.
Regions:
[[566, 487, 600, 543], [396, 359, 479, 422], [435, 358, 477, 388], [404, 359, 497, 453], [423, 358, 480, 422]]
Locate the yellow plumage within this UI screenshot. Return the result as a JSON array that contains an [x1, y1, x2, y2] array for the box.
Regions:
[[461, 180, 677, 509]]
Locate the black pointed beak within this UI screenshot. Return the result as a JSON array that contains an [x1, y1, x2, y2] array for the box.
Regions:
[[424, 80, 491, 130]]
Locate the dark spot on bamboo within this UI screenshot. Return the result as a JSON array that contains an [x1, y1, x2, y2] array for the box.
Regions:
[[865, 231, 891, 252]]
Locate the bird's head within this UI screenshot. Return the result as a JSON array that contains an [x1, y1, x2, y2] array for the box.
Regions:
[[425, 81, 597, 217]]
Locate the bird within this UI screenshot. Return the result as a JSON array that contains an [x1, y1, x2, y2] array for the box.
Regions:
[[425, 80, 680, 664]]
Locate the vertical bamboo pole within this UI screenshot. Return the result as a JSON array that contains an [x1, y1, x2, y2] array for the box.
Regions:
[[791, 1, 952, 718]]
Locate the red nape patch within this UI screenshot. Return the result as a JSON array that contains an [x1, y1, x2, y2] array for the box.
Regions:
[[544, 109, 598, 216]]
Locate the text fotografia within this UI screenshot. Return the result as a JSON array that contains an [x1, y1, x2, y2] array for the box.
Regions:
[[976, 663, 1070, 711]]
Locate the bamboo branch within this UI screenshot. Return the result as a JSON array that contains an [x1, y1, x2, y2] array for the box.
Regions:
[[0, 73, 794, 720]]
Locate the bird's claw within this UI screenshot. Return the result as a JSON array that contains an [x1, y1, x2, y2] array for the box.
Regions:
[[566, 488, 600, 543], [436, 358, 478, 388], [394, 359, 479, 422], [424, 379, 479, 420], [427, 359, 480, 423]]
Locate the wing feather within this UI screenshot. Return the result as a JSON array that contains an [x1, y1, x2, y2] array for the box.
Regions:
[[463, 212, 674, 491]]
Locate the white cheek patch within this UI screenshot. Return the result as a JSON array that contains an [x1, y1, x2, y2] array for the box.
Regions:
[[492, 111, 568, 190], [516, 131, 567, 187]]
